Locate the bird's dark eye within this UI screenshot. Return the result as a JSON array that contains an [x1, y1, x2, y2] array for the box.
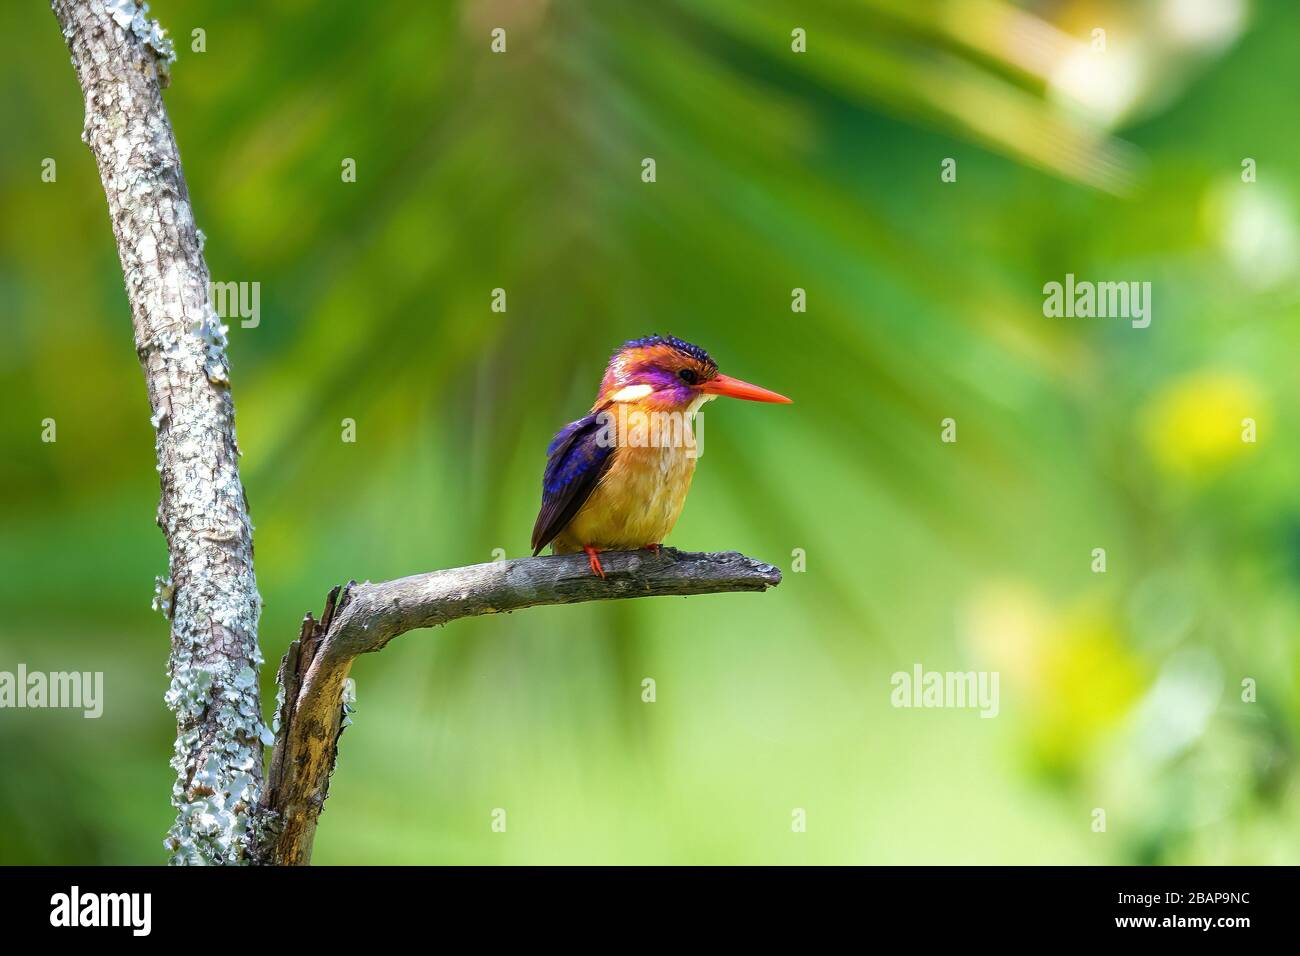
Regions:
[[678, 368, 699, 385]]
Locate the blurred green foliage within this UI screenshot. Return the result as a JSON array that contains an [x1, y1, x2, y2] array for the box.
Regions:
[[1, 0, 1298, 864]]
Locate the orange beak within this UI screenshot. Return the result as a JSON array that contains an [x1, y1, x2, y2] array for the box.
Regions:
[[700, 373, 792, 404]]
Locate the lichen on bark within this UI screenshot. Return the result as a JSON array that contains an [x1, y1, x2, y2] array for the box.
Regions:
[[51, 0, 266, 865]]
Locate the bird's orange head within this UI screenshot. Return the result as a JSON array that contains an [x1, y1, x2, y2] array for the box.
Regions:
[[594, 335, 792, 412]]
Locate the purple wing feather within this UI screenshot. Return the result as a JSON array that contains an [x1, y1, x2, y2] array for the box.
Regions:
[[531, 412, 615, 554]]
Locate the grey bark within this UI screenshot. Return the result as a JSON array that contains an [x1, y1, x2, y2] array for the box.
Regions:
[[260, 548, 781, 865], [51, 0, 266, 864]]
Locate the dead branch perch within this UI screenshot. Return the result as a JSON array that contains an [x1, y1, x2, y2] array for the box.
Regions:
[[259, 548, 781, 865]]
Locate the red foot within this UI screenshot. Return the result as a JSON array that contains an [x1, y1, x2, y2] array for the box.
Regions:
[[644, 543, 662, 557], [583, 545, 606, 578]]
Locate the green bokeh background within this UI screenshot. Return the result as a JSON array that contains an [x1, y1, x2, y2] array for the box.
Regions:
[[2, 0, 1298, 864]]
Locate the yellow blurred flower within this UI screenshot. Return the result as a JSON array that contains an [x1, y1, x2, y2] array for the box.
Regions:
[[1032, 608, 1146, 766], [965, 586, 1147, 772], [1141, 371, 1264, 478]]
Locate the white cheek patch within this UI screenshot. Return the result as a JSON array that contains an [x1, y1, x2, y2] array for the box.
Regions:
[[611, 384, 654, 403]]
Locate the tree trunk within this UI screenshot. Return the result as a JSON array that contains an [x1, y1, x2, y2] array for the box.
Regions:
[[50, 0, 265, 865]]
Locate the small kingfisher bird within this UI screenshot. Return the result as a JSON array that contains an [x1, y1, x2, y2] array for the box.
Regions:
[[531, 335, 791, 577]]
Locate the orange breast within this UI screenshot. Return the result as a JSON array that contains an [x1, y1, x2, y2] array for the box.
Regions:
[[551, 441, 697, 553]]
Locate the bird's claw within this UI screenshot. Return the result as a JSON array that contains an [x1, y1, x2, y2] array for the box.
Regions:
[[583, 545, 606, 579]]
